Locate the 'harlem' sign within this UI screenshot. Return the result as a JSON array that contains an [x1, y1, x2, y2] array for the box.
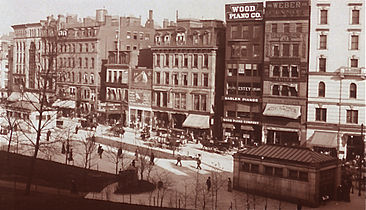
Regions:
[[225, 3, 264, 21]]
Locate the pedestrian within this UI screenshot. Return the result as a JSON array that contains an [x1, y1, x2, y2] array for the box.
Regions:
[[176, 155, 182, 167], [296, 200, 302, 210], [132, 159, 136, 167], [196, 154, 202, 170], [135, 149, 139, 160], [150, 152, 155, 165], [75, 125, 79, 134], [206, 176, 211, 192], [227, 177, 232, 192]]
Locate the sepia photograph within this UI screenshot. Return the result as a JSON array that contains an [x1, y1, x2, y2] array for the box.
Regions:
[[0, 0, 364, 209]]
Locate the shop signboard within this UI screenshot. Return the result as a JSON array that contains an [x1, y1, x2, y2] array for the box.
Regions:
[[225, 2, 264, 21], [265, 0, 310, 19]]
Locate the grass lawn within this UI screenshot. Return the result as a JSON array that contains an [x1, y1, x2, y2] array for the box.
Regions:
[[0, 187, 185, 210], [0, 151, 117, 193]]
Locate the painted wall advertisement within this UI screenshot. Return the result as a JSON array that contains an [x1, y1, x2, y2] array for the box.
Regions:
[[225, 2, 263, 21], [128, 89, 151, 107], [131, 68, 152, 89], [265, 1, 310, 18]]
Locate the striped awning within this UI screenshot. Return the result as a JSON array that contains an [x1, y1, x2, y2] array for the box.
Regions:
[[308, 131, 338, 148], [263, 103, 301, 119]]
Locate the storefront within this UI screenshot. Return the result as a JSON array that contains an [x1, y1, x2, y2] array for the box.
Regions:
[[182, 114, 210, 141], [262, 103, 302, 146], [222, 120, 261, 148], [129, 107, 152, 129], [307, 131, 338, 158], [97, 102, 125, 125]]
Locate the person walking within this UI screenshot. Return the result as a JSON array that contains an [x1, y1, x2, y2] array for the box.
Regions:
[[206, 176, 211, 192], [176, 155, 182, 167], [150, 152, 155, 165], [196, 154, 202, 169], [227, 177, 232, 192]]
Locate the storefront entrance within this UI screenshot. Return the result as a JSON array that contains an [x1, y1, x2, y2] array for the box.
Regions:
[[267, 130, 299, 146], [346, 135, 363, 161]]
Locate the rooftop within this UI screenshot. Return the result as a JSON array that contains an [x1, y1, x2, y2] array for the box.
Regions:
[[235, 144, 338, 167]]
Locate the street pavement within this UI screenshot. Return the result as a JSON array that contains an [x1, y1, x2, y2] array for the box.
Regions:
[[0, 120, 365, 210]]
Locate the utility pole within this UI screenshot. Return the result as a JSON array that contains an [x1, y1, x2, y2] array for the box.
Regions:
[[359, 123, 364, 196]]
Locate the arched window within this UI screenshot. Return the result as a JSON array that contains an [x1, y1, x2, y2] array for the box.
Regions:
[[318, 82, 325, 97], [350, 83, 357, 98]]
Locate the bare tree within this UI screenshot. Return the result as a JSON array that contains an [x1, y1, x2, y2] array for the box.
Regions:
[[105, 144, 129, 174], [77, 131, 97, 169], [151, 170, 174, 208], [210, 170, 227, 209]]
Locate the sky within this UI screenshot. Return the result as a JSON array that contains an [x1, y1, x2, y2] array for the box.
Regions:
[[0, 0, 265, 34]]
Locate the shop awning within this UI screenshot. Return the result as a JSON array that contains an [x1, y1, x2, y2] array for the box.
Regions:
[[267, 126, 299, 133], [182, 114, 210, 129], [241, 125, 254, 131], [52, 100, 76, 109], [263, 103, 301, 119], [308, 131, 338, 148], [222, 123, 234, 129]]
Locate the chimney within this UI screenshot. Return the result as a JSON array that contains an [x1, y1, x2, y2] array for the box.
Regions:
[[176, 10, 179, 22], [163, 19, 169, 28], [149, 10, 153, 20]]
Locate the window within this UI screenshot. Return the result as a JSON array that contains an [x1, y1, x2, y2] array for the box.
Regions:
[[351, 58, 358, 68], [174, 93, 180, 109], [193, 73, 198, 86], [281, 85, 289, 96], [183, 54, 188, 67], [347, 110, 358, 124], [133, 33, 137, 40], [351, 35, 359, 50], [352, 10, 360, 24], [173, 73, 178, 85], [296, 23, 302, 33], [241, 162, 250, 172], [289, 170, 298, 179], [79, 44, 83, 52], [272, 85, 280, 95], [228, 82, 236, 95], [299, 171, 308, 181], [162, 92, 167, 107], [253, 25, 260, 40], [85, 58, 88, 68], [272, 23, 277, 33], [126, 32, 131, 39], [193, 94, 200, 110], [85, 43, 88, 52], [265, 166, 273, 175], [319, 58, 326, 72], [156, 54, 160, 67], [182, 73, 188, 86], [274, 168, 283, 177], [203, 73, 208, 87], [282, 65, 289, 77], [292, 44, 299, 57], [253, 44, 260, 58], [181, 94, 186, 109], [273, 45, 279, 56], [320, 10, 328, 24], [231, 25, 240, 39], [245, 64, 252, 76], [273, 65, 280, 77], [203, 54, 208, 68], [165, 54, 169, 66], [318, 82, 325, 97], [319, 35, 327, 49], [165, 72, 169, 85], [284, 23, 290, 33], [193, 54, 198, 68], [156, 72, 160, 84], [283, 44, 290, 56], [174, 54, 179, 67], [350, 83, 357, 98], [316, 108, 327, 122], [201, 95, 207, 111], [291, 65, 299, 77], [242, 26, 249, 39], [251, 164, 259, 173]]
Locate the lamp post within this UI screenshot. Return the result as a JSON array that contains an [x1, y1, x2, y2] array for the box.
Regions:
[[359, 123, 364, 196]]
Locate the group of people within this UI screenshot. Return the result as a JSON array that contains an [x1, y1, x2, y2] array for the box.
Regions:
[[175, 154, 202, 169]]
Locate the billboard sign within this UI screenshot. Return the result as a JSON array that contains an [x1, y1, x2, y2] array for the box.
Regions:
[[265, 1, 310, 19], [225, 3, 264, 21]]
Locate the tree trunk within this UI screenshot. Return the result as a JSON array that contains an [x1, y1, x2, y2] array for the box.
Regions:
[[25, 131, 41, 195], [85, 153, 89, 168], [6, 129, 13, 160]]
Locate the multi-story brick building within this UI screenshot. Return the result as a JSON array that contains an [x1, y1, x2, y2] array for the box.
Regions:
[[0, 38, 11, 99], [262, 0, 310, 146], [307, 0, 365, 159], [11, 22, 43, 92], [223, 2, 264, 147], [151, 19, 225, 138]]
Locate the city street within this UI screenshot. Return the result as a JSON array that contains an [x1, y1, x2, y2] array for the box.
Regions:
[[1, 118, 362, 209]]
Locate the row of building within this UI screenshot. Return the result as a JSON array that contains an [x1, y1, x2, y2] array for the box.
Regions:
[[4, 0, 366, 160]]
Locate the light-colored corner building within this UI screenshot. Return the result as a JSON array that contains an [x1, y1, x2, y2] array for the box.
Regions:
[[307, 0, 365, 159]]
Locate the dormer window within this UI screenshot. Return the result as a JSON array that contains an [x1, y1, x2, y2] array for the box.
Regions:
[[164, 34, 170, 44], [176, 32, 186, 45], [155, 35, 161, 45]]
